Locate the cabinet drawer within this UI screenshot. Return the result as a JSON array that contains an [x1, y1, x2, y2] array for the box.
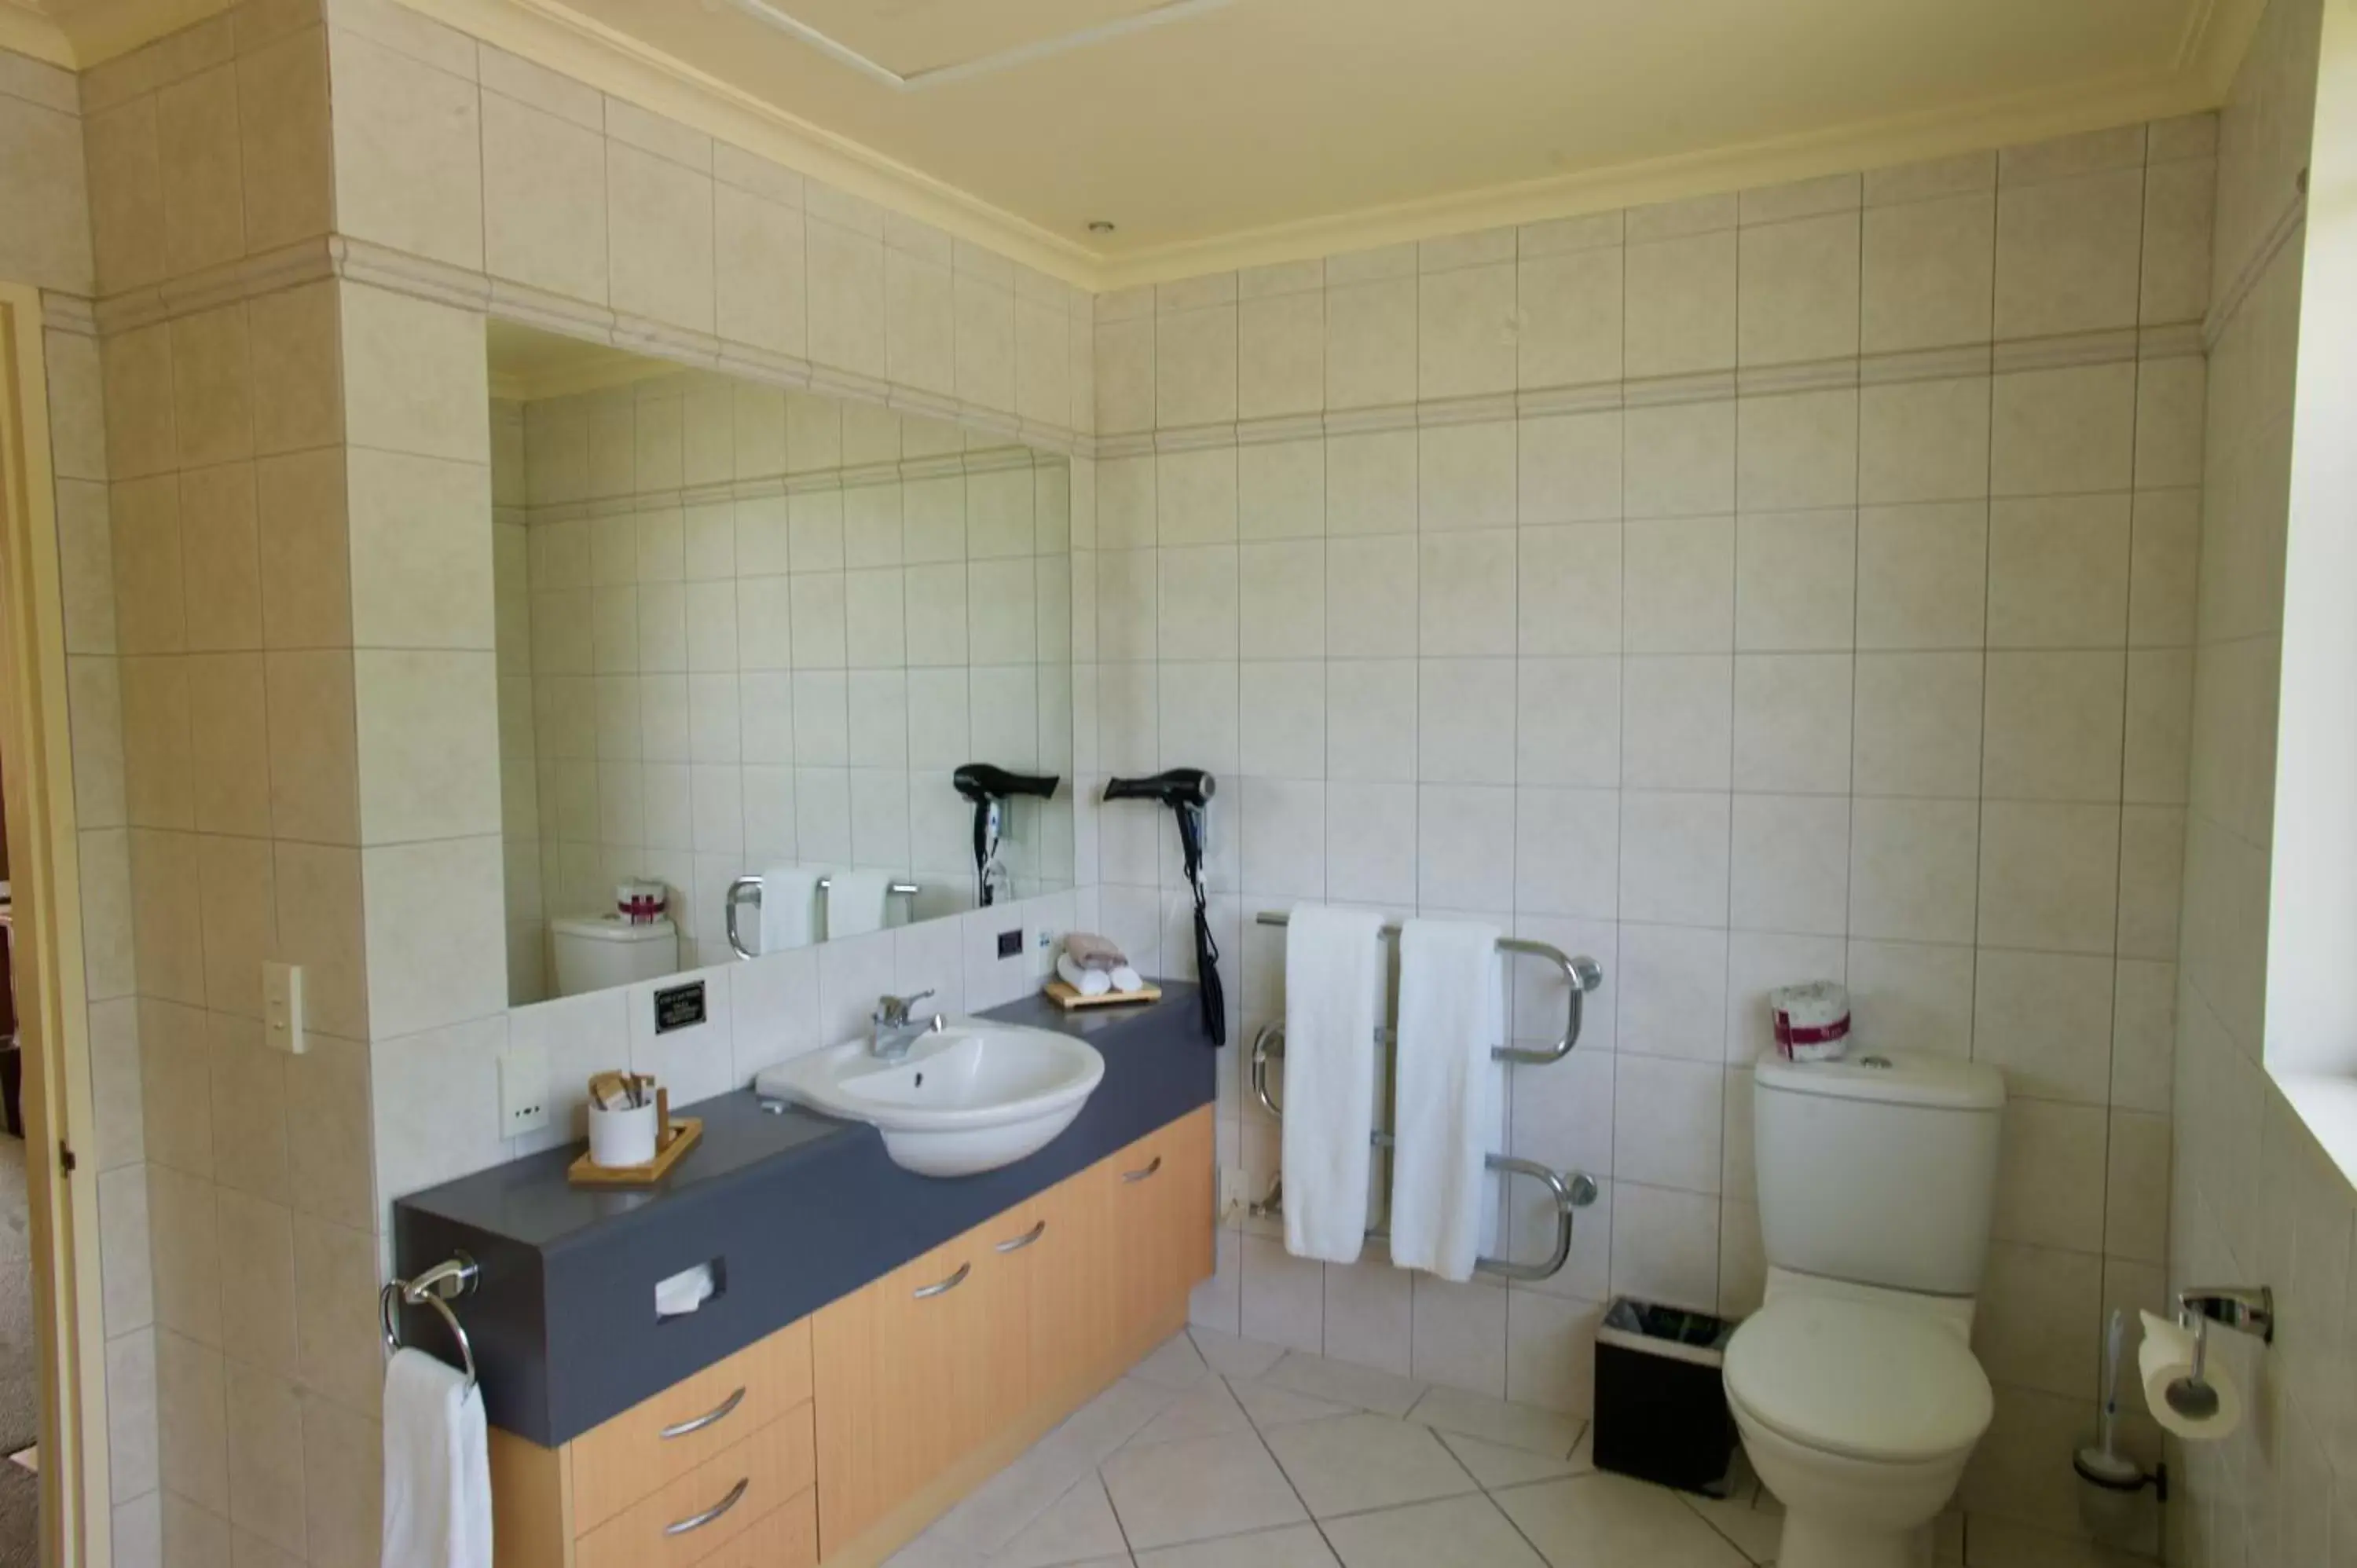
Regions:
[[684, 1486, 816, 1568], [577, 1407, 816, 1568], [572, 1318, 812, 1530]]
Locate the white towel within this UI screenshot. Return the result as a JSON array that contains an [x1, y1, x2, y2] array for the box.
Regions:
[[1057, 952, 1112, 995], [1109, 964, 1145, 994], [382, 1347, 491, 1568], [827, 868, 893, 939], [1281, 903, 1387, 1264], [1389, 918, 1504, 1283], [756, 864, 824, 954]]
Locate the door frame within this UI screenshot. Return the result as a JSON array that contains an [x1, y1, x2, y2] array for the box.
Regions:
[[0, 277, 108, 1568]]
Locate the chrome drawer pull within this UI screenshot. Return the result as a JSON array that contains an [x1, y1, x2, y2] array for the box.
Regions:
[[659, 1386, 746, 1440], [912, 1261, 972, 1299], [1122, 1156, 1163, 1183], [995, 1220, 1048, 1253], [663, 1477, 748, 1536]]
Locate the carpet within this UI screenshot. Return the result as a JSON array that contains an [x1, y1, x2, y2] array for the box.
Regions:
[[0, 1135, 39, 1567]]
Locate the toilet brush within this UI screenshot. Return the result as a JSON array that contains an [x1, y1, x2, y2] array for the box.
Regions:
[[2075, 1310, 2151, 1540]]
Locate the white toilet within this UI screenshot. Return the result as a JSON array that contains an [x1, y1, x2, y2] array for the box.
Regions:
[[1724, 1051, 2005, 1568], [549, 913, 679, 997]]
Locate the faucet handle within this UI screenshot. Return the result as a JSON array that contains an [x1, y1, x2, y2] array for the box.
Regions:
[[874, 989, 937, 1026]]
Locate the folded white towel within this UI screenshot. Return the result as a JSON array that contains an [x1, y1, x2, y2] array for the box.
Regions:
[[1057, 952, 1112, 995], [383, 1347, 492, 1568], [1388, 918, 1504, 1283], [757, 864, 824, 954], [827, 868, 893, 939], [1109, 964, 1145, 994], [1281, 903, 1387, 1264]]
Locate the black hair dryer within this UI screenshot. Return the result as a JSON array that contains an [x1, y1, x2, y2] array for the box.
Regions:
[[953, 764, 1059, 907], [1103, 769, 1224, 1046]]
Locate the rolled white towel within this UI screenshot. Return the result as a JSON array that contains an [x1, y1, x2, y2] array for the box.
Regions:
[[1109, 965, 1146, 994], [1057, 953, 1111, 996]]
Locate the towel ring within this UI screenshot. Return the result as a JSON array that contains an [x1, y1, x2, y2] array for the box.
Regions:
[[380, 1254, 481, 1391]]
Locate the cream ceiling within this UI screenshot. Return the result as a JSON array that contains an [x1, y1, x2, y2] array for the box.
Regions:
[[8, 0, 2262, 287]]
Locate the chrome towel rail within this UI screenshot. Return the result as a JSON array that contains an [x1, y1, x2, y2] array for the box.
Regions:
[[1245, 914, 1604, 1284], [1250, 910, 1602, 1062], [724, 873, 921, 958], [380, 1253, 480, 1390]]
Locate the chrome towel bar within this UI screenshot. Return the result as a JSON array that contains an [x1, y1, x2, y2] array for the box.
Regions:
[[725, 873, 921, 958], [380, 1253, 480, 1390], [1250, 910, 1602, 1062]]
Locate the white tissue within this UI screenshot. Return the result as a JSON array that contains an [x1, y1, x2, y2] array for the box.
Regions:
[[655, 1262, 717, 1319], [2138, 1310, 2242, 1442]]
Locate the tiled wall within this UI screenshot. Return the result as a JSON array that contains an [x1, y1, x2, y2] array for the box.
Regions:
[[75, 5, 390, 1568], [1096, 122, 2215, 1559], [495, 373, 1077, 998], [2167, 0, 2347, 1563]]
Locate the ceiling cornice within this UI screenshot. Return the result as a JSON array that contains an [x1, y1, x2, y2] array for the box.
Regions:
[[13, 0, 2269, 296]]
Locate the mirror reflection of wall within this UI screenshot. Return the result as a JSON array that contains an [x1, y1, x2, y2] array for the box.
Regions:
[[486, 324, 1075, 1006]]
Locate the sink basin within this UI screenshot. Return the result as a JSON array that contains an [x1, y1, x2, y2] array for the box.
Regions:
[[753, 1019, 1105, 1177]]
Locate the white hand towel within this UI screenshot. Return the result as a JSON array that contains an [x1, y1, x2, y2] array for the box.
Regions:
[[1389, 918, 1504, 1283], [1281, 903, 1387, 1264], [382, 1347, 492, 1568], [1057, 952, 1112, 995], [826, 868, 893, 939], [756, 865, 825, 954], [1109, 964, 1145, 994]]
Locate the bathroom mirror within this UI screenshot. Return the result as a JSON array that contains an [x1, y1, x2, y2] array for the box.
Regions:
[[486, 321, 1076, 1006]]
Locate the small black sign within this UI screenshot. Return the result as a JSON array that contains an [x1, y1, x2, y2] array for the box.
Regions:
[[654, 980, 707, 1035], [996, 928, 1024, 959]]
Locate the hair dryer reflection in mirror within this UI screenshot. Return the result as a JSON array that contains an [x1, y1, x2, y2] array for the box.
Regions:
[[953, 764, 1061, 907]]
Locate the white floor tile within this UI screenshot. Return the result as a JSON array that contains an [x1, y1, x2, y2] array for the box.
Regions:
[[1129, 1376, 1253, 1449], [1319, 1493, 1549, 1568], [984, 1475, 1132, 1568], [1055, 1377, 1183, 1459], [1229, 1376, 1356, 1429], [1491, 1473, 1753, 1568], [1132, 1523, 1339, 1568], [1101, 1431, 1310, 1550], [1676, 1485, 1783, 1565], [1260, 1411, 1479, 1519], [1191, 1325, 1288, 1381], [1406, 1384, 1583, 1458], [1259, 1350, 1427, 1416], [1131, 1332, 1219, 1390], [1437, 1429, 1589, 1490]]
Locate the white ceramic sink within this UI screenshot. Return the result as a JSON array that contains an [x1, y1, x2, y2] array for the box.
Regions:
[[753, 1019, 1105, 1177]]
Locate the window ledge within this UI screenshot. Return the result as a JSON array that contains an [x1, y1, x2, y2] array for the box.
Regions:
[[2272, 1068, 2357, 1196]]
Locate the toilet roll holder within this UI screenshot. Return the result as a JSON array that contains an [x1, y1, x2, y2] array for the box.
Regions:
[[2168, 1284, 2273, 1420]]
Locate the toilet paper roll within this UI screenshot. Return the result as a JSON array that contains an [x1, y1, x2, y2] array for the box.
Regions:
[[2138, 1310, 2243, 1442]]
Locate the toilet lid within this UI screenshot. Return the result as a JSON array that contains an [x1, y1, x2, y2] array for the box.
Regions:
[[1723, 1297, 1992, 1464]]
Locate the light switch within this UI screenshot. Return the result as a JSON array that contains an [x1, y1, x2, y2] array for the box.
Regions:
[[262, 962, 306, 1055], [500, 1044, 550, 1138]]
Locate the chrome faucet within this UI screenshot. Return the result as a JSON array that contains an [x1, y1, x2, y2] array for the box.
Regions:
[[870, 991, 941, 1061]]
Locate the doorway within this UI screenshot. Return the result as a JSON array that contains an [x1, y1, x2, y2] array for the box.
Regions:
[[0, 278, 108, 1568]]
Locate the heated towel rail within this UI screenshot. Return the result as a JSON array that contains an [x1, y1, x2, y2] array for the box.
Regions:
[[1247, 911, 1603, 1283], [724, 874, 921, 958]]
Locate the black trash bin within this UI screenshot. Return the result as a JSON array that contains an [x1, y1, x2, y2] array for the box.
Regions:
[[1593, 1297, 1739, 1496]]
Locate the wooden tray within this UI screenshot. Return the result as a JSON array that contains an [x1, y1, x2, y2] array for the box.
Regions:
[[1044, 979, 1163, 1009], [568, 1116, 703, 1187]]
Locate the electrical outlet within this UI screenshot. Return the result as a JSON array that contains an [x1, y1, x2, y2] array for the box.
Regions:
[[500, 1044, 550, 1138], [261, 962, 306, 1055]]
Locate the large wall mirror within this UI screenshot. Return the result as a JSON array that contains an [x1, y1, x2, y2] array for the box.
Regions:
[[486, 322, 1076, 1008]]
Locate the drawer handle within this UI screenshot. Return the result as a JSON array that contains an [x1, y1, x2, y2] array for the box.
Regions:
[[659, 1386, 746, 1441], [912, 1261, 971, 1299], [1122, 1156, 1164, 1183], [995, 1220, 1048, 1253], [663, 1477, 749, 1537]]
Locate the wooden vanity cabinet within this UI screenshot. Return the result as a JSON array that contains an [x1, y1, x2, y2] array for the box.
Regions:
[[487, 1106, 1212, 1568]]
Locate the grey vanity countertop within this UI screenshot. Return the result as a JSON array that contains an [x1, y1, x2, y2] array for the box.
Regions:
[[391, 983, 1217, 1446]]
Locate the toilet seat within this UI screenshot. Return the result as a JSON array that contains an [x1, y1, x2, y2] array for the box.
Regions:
[[1724, 1295, 1992, 1464]]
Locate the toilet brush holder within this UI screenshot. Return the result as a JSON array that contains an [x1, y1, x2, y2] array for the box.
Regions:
[[2074, 1309, 2163, 1549]]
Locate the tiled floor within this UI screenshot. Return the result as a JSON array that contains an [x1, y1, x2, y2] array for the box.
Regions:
[[883, 1328, 1784, 1568]]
